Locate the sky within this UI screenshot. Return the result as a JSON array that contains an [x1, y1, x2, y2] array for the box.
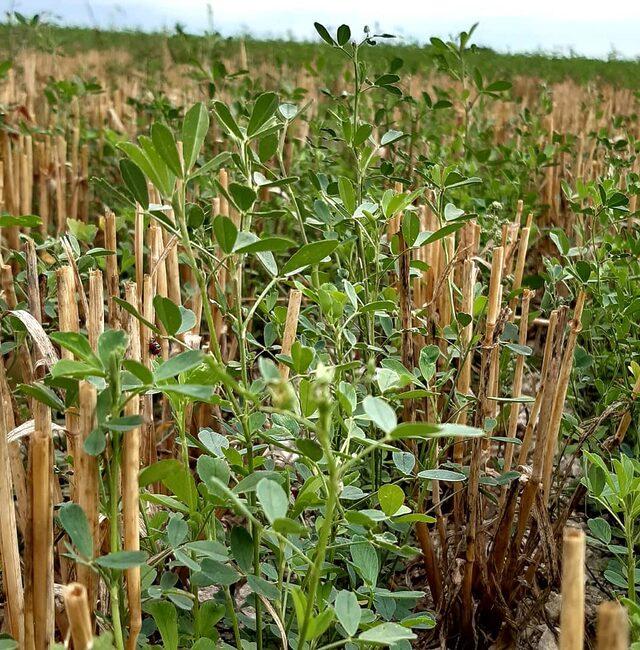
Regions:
[[6, 0, 640, 59]]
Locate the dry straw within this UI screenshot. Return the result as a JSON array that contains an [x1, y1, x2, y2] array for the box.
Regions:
[[63, 583, 94, 650], [559, 527, 585, 650]]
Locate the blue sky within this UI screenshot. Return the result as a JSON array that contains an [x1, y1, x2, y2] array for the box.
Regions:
[[6, 0, 640, 59]]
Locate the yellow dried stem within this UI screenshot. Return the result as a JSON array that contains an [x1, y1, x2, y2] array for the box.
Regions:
[[509, 217, 533, 313], [63, 583, 93, 650], [0, 362, 25, 647], [76, 381, 98, 611], [24, 238, 42, 324], [134, 205, 144, 308], [164, 210, 182, 308], [518, 310, 559, 464], [559, 527, 585, 650], [278, 289, 303, 381], [88, 269, 105, 351], [596, 601, 628, 650], [123, 282, 142, 649], [542, 292, 586, 500], [503, 289, 533, 474], [104, 209, 120, 327], [32, 400, 54, 648], [485, 246, 504, 340], [57, 266, 81, 471]]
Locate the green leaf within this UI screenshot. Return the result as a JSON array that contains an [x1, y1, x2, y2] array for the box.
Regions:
[[273, 517, 307, 536], [113, 297, 161, 335], [18, 383, 65, 411], [419, 345, 439, 381], [0, 214, 42, 228], [282, 239, 339, 275], [199, 559, 240, 586], [167, 515, 188, 548], [378, 484, 404, 516], [314, 22, 336, 46], [154, 349, 203, 381], [58, 503, 93, 558], [504, 342, 532, 356], [153, 296, 182, 336], [444, 202, 465, 221], [418, 469, 466, 482], [363, 396, 397, 434], [83, 427, 106, 456], [587, 517, 611, 545], [337, 24, 352, 46], [234, 235, 294, 254], [176, 306, 197, 335], [256, 479, 288, 524], [212, 101, 243, 140], [95, 551, 148, 569], [119, 159, 149, 208], [338, 176, 356, 214], [230, 526, 253, 573], [380, 130, 404, 146], [359, 622, 417, 644], [308, 608, 335, 640], [118, 141, 171, 198], [246, 575, 280, 601], [197, 456, 230, 496], [228, 182, 257, 212], [213, 215, 237, 254], [350, 540, 379, 585], [97, 330, 128, 368], [106, 415, 143, 432], [486, 80, 512, 92], [295, 438, 323, 462], [549, 228, 570, 256], [416, 222, 465, 246], [247, 92, 279, 137], [51, 359, 104, 380], [151, 122, 182, 177], [335, 590, 361, 636], [146, 601, 178, 650], [389, 422, 484, 440], [182, 102, 210, 172], [392, 451, 415, 475]]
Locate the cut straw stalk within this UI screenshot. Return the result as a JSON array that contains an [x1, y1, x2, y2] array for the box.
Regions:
[[462, 248, 505, 633], [517, 310, 559, 464], [104, 209, 120, 326], [559, 527, 585, 650], [123, 282, 142, 649], [141, 275, 157, 466], [134, 206, 144, 308], [32, 400, 54, 648], [503, 289, 533, 474], [76, 381, 98, 610], [63, 583, 93, 650], [596, 601, 628, 650], [57, 266, 80, 472], [88, 269, 104, 350], [0, 370, 25, 646], [278, 289, 302, 381], [453, 259, 476, 527], [542, 292, 586, 501]]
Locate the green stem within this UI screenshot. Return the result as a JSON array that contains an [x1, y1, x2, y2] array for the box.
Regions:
[[224, 586, 243, 649], [298, 399, 339, 648], [108, 442, 125, 650]]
